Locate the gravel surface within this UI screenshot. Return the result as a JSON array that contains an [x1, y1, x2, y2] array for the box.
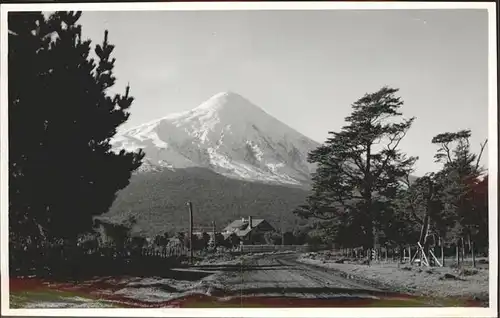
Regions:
[[208, 254, 412, 300], [297, 252, 489, 304]]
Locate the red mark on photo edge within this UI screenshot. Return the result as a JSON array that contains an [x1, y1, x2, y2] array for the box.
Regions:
[[9, 277, 484, 308]]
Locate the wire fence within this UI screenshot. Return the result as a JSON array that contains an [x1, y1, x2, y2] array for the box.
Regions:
[[238, 244, 328, 253]]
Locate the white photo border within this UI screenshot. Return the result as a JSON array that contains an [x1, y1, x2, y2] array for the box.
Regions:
[[0, 2, 497, 317]]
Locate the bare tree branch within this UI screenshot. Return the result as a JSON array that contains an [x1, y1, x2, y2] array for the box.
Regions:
[[442, 143, 452, 164], [408, 198, 423, 224], [475, 139, 488, 172], [374, 130, 408, 180], [371, 114, 392, 126], [342, 165, 361, 183], [352, 156, 366, 173]]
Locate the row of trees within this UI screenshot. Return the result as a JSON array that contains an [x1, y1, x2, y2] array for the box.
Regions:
[[85, 218, 244, 254], [263, 229, 324, 246], [9, 11, 144, 274], [96, 227, 325, 253], [175, 232, 240, 250], [91, 225, 325, 254], [295, 87, 488, 262]]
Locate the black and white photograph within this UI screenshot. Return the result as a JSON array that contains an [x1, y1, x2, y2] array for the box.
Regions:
[[0, 2, 497, 316]]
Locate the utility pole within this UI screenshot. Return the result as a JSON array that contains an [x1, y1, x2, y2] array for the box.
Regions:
[[187, 201, 193, 264], [212, 220, 216, 248], [280, 211, 284, 246]]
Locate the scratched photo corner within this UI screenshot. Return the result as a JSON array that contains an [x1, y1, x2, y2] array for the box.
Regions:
[[1, 2, 497, 314]]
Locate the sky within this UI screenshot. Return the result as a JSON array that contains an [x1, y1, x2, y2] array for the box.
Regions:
[[77, 9, 489, 176]]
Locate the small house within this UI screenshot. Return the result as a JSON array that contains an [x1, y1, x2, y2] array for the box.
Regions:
[[222, 216, 275, 244]]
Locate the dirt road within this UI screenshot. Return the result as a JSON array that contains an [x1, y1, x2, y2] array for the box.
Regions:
[[195, 253, 399, 301]]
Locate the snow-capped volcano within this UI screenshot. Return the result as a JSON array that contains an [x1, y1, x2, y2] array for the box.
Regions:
[[111, 92, 320, 185]]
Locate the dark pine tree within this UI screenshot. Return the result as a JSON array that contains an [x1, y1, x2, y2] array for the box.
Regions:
[[8, 11, 144, 257], [8, 12, 54, 254], [470, 175, 488, 253], [294, 87, 417, 255], [430, 130, 488, 252]]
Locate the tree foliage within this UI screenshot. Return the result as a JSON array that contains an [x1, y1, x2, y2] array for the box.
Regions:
[[430, 130, 488, 244], [295, 87, 416, 249], [154, 233, 169, 247], [264, 231, 282, 245], [94, 216, 138, 252], [213, 233, 225, 248], [293, 89, 489, 254], [394, 129, 488, 250], [226, 233, 241, 248], [200, 232, 211, 250], [8, 11, 144, 250]]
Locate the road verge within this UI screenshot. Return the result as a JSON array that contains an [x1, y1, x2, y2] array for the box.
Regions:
[[296, 252, 489, 306]]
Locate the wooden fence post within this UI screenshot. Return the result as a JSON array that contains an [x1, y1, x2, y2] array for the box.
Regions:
[[467, 234, 471, 260], [461, 237, 465, 263], [441, 239, 445, 267], [471, 240, 476, 268], [187, 201, 194, 264]]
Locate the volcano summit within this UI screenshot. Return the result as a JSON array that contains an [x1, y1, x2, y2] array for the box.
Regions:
[[112, 92, 320, 185]]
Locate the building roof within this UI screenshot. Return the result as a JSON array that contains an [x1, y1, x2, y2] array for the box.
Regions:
[[222, 218, 266, 237]]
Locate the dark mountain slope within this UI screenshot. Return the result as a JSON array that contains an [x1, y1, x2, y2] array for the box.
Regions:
[[104, 167, 310, 237]]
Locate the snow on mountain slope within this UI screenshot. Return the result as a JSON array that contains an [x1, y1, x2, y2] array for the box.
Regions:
[[111, 92, 320, 185]]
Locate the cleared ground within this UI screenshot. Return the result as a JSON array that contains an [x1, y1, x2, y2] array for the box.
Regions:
[[207, 254, 381, 297]]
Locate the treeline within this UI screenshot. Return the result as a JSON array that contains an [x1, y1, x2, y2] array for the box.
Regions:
[[295, 87, 488, 262], [150, 228, 324, 251]]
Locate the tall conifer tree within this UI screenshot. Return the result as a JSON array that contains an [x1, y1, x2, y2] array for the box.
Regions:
[[295, 87, 416, 253], [8, 11, 144, 248]]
